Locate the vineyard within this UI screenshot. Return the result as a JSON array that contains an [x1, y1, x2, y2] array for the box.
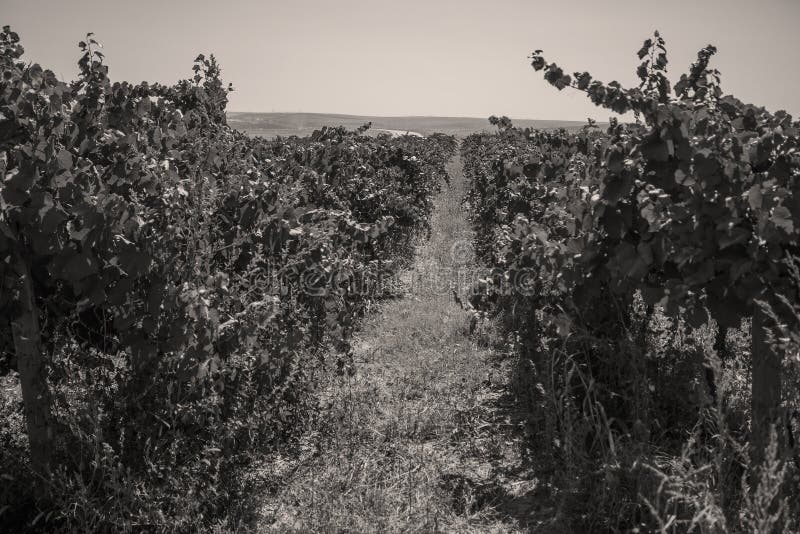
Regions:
[[461, 33, 800, 532], [0, 26, 456, 531], [1, 20, 800, 534]]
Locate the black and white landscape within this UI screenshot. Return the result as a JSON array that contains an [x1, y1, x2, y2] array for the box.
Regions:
[[2, 1, 800, 532]]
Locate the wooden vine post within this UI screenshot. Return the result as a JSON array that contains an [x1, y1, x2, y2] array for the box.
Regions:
[[751, 304, 782, 467], [10, 247, 53, 474]]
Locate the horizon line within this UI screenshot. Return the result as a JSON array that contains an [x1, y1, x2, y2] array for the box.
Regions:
[[226, 111, 602, 123]]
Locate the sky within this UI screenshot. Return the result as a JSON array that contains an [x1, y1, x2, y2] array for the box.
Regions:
[[3, 0, 799, 121]]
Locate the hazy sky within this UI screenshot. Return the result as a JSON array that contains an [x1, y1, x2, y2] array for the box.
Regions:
[[4, 0, 799, 121]]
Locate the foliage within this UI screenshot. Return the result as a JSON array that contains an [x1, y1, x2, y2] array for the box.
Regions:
[[462, 32, 800, 531], [528, 37, 800, 327], [0, 26, 455, 532]]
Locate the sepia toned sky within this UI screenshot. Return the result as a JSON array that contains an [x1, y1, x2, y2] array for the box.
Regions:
[[4, 0, 800, 121]]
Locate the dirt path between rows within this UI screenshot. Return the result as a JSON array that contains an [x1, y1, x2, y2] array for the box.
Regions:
[[257, 155, 553, 533]]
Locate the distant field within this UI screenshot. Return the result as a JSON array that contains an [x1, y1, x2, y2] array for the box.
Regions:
[[227, 112, 594, 138]]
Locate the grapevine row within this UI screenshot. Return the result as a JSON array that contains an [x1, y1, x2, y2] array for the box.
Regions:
[[0, 26, 455, 530], [462, 33, 800, 530]]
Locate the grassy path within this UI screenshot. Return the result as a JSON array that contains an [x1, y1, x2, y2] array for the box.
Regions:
[[258, 155, 551, 533]]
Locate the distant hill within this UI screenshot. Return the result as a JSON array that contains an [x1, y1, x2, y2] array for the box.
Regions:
[[227, 112, 595, 138]]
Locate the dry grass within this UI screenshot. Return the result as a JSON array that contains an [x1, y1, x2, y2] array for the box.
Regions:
[[256, 156, 554, 533]]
